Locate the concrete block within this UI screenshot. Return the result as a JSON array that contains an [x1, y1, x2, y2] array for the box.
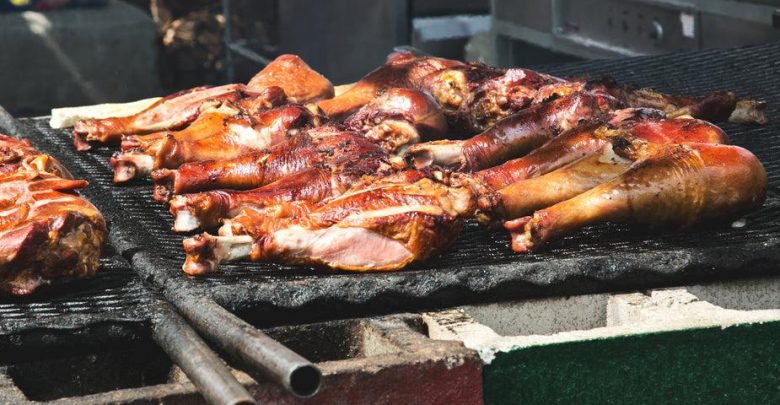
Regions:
[[0, 0, 161, 116], [0, 315, 484, 404], [425, 281, 780, 404]]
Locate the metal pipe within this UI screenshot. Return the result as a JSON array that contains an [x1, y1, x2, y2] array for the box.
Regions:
[[171, 294, 322, 398], [152, 304, 256, 405]]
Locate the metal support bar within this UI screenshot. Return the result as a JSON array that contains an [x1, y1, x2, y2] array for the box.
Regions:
[[152, 304, 256, 405], [171, 294, 322, 398], [221, 0, 235, 83]]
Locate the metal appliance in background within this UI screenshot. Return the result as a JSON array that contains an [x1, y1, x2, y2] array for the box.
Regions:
[[492, 0, 780, 67], [221, 0, 488, 84]]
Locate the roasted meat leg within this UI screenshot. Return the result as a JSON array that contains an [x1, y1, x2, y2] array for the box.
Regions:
[[317, 52, 464, 120], [506, 143, 767, 253], [407, 88, 620, 171], [490, 120, 727, 221], [110, 104, 317, 182], [151, 89, 446, 200], [166, 130, 390, 230]]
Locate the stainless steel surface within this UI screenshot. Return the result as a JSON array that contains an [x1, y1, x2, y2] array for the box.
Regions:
[[493, 0, 780, 64]]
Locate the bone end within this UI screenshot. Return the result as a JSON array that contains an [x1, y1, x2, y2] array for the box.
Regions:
[[505, 216, 535, 253]]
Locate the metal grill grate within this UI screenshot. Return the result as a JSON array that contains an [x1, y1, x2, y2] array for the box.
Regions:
[[10, 42, 780, 323]]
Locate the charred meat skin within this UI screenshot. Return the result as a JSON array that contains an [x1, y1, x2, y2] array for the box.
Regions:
[[506, 143, 767, 253], [181, 171, 476, 275]]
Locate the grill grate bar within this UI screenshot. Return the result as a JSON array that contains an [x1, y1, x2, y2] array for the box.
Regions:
[[9, 42, 780, 324]]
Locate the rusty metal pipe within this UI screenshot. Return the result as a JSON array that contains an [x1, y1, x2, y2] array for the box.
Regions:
[[152, 304, 256, 405], [171, 294, 322, 398]]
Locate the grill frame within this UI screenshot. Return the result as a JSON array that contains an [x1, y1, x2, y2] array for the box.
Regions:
[[6, 42, 780, 329]]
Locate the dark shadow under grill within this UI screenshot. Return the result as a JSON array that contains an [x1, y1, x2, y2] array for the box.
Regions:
[[7, 42, 780, 328]]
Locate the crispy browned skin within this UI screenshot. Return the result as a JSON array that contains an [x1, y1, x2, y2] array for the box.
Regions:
[[0, 135, 72, 178], [110, 104, 317, 183], [471, 110, 729, 190], [247, 54, 334, 103], [407, 88, 620, 171], [404, 76, 756, 172], [166, 130, 390, 230], [151, 130, 319, 200], [152, 90, 446, 200], [506, 143, 767, 253], [343, 88, 448, 154], [73, 53, 331, 151], [0, 135, 106, 296], [419, 64, 567, 133], [317, 52, 464, 120], [492, 118, 729, 221], [72, 84, 246, 150], [181, 171, 476, 275], [120, 87, 288, 151]]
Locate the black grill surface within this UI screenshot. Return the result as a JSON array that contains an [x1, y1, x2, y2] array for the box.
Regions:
[[11, 43, 780, 325]]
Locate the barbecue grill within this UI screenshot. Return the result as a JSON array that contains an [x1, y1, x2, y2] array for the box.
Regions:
[[2, 42, 780, 402]]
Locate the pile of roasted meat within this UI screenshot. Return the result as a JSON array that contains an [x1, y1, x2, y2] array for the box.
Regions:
[[70, 53, 768, 275], [0, 135, 106, 295]]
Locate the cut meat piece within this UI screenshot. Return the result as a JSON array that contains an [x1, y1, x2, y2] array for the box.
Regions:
[[181, 171, 476, 274], [343, 88, 447, 154], [247, 54, 334, 103], [110, 104, 318, 183], [72, 84, 247, 150], [166, 130, 390, 230], [0, 135, 106, 296]]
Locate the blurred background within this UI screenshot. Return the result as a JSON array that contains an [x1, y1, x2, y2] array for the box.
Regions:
[[1, 0, 779, 116]]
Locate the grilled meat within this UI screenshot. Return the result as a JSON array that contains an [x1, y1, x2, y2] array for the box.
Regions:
[[0, 136, 106, 296], [407, 87, 620, 171], [246, 54, 334, 103], [72, 84, 248, 151], [405, 78, 755, 172], [111, 104, 318, 183], [343, 88, 447, 154], [506, 143, 767, 253], [462, 114, 731, 223], [181, 170, 475, 275], [317, 51, 463, 120], [487, 119, 728, 222], [72, 53, 332, 151], [151, 88, 446, 200], [166, 129, 390, 231]]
